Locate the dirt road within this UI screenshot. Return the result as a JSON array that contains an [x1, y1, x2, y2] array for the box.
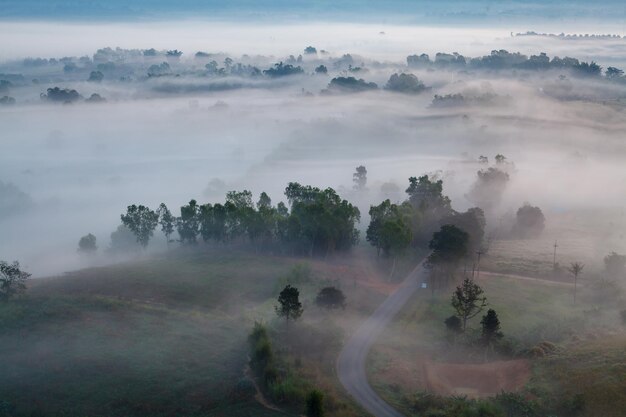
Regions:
[[337, 262, 426, 417]]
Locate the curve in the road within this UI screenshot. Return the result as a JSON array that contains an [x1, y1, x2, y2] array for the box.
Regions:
[[337, 262, 426, 417]]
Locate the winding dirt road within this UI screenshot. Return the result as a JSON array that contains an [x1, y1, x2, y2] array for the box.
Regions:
[[337, 262, 426, 417]]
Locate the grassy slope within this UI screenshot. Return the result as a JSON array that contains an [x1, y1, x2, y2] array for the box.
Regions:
[[0, 248, 298, 417], [367, 274, 626, 417]]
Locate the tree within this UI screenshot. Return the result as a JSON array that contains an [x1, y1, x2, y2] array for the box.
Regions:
[[511, 204, 545, 238], [156, 203, 175, 245], [0, 260, 30, 301], [353, 165, 367, 191], [315, 287, 346, 310], [606, 66, 624, 79], [405, 175, 452, 218], [426, 225, 469, 292], [440, 208, 485, 255], [284, 183, 360, 256], [263, 62, 304, 78], [315, 65, 328, 74], [444, 315, 462, 333], [87, 71, 104, 82], [78, 233, 97, 253], [604, 252, 626, 281], [480, 309, 503, 347], [466, 167, 509, 211], [275, 285, 303, 325], [451, 278, 488, 331], [108, 224, 140, 254], [120, 205, 159, 248], [326, 77, 378, 93], [568, 262, 584, 304], [304, 46, 317, 55], [385, 73, 427, 94], [177, 199, 200, 244], [380, 217, 412, 278], [305, 389, 325, 417], [41, 87, 81, 103]]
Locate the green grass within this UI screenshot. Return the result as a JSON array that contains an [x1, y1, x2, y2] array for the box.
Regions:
[[0, 247, 298, 417], [368, 273, 626, 417], [529, 335, 626, 417]]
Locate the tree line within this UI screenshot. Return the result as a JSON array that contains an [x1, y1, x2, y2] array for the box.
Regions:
[[115, 182, 360, 258]]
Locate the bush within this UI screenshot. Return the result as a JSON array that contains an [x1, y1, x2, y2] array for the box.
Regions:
[[249, 322, 273, 375], [305, 389, 325, 417], [494, 392, 540, 417], [444, 315, 462, 333]]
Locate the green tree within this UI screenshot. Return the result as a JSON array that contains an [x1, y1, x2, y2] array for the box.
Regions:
[[444, 315, 463, 333], [440, 207, 485, 255], [306, 389, 325, 417], [275, 285, 304, 325], [405, 175, 452, 216], [0, 260, 30, 301], [284, 183, 360, 257], [78, 233, 97, 253], [426, 225, 469, 292], [156, 203, 175, 245], [481, 309, 503, 348], [367, 199, 414, 260], [177, 199, 200, 244], [120, 205, 159, 248], [451, 278, 488, 331], [380, 217, 412, 279], [315, 286, 346, 310]]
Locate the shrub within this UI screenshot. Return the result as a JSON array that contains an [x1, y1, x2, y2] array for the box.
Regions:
[[305, 389, 325, 417]]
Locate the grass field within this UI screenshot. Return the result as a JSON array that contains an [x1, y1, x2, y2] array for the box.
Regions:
[[483, 208, 626, 279], [0, 246, 394, 417], [0, 248, 307, 417], [367, 273, 626, 417]]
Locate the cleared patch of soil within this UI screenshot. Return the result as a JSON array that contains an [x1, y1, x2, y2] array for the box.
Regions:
[[423, 359, 531, 398]]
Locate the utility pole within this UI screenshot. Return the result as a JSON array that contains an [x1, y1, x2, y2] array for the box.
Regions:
[[553, 240, 558, 270], [475, 249, 483, 280]]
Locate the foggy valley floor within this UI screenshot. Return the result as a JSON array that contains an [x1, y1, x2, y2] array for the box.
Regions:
[[2, 7, 626, 417]]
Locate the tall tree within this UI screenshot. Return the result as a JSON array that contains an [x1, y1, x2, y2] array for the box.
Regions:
[[177, 200, 200, 244], [426, 225, 469, 292], [451, 278, 488, 331], [379, 217, 412, 279], [275, 285, 304, 325], [284, 183, 360, 257], [120, 205, 159, 248], [156, 203, 175, 246], [568, 262, 584, 304], [480, 309, 503, 346], [0, 260, 30, 301], [353, 165, 367, 191]]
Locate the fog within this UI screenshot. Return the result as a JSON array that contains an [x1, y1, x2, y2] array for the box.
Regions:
[[2, 20, 626, 275]]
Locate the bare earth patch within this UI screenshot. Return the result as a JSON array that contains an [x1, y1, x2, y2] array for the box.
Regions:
[[423, 359, 531, 398]]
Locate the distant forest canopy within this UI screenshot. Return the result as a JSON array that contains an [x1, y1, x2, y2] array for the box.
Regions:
[[514, 31, 624, 40], [2, 45, 625, 106]]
